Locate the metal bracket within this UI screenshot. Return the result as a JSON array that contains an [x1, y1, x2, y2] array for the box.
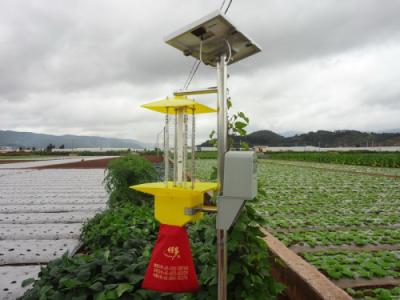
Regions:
[[216, 196, 246, 230], [174, 87, 217, 96], [184, 205, 218, 216]]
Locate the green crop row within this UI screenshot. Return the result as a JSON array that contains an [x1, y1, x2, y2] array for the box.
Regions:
[[274, 228, 400, 247], [265, 204, 400, 216], [301, 251, 400, 280], [266, 152, 400, 168], [193, 151, 218, 160], [347, 286, 400, 300], [268, 159, 400, 176], [265, 214, 400, 229]]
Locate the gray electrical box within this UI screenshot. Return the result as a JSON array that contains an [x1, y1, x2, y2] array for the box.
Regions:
[[217, 151, 258, 230], [223, 151, 257, 199]]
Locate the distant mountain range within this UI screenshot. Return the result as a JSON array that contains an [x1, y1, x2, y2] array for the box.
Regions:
[[202, 130, 400, 147], [2, 129, 400, 150], [0, 130, 146, 149]]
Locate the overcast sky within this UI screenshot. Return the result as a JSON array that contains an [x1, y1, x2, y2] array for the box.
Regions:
[[1, 0, 400, 143]]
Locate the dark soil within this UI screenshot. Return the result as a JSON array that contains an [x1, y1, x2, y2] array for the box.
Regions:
[[32, 158, 117, 169], [27, 155, 161, 169], [141, 154, 163, 163]]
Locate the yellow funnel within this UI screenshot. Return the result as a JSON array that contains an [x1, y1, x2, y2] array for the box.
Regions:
[[131, 182, 218, 226]]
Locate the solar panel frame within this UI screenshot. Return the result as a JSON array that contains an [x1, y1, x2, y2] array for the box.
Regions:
[[164, 10, 261, 66]]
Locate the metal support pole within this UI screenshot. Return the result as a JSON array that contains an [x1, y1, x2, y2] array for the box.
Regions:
[[217, 55, 228, 191], [217, 54, 228, 300]]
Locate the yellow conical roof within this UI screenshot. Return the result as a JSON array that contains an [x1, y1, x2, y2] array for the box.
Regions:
[[141, 95, 216, 114]]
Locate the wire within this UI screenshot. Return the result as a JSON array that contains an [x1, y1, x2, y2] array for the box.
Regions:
[[199, 40, 204, 65], [184, 60, 201, 89], [220, 0, 227, 10], [224, 39, 232, 63], [224, 0, 233, 14], [183, 60, 198, 89]]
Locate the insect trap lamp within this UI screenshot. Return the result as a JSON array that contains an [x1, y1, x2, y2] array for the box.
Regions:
[[131, 9, 261, 299], [131, 95, 218, 292]]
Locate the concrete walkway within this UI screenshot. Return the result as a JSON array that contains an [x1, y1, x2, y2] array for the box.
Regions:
[[0, 158, 108, 299]]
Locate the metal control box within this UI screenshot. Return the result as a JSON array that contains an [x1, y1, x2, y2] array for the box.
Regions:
[[223, 151, 257, 199]]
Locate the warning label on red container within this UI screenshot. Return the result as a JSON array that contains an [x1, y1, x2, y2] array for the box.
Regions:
[[153, 264, 188, 281]]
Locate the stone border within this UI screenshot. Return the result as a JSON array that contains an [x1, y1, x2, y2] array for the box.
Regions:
[[262, 228, 352, 300]]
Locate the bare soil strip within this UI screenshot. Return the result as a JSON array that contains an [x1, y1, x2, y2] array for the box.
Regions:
[[28, 155, 159, 169], [269, 160, 400, 179], [334, 277, 400, 289], [141, 154, 163, 163], [31, 157, 116, 169], [290, 244, 400, 253]]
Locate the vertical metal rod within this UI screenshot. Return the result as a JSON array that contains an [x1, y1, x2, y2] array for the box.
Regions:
[[217, 54, 228, 300], [176, 108, 184, 186], [217, 55, 228, 191], [164, 109, 169, 187], [191, 108, 196, 189], [174, 109, 178, 186], [183, 109, 188, 188]]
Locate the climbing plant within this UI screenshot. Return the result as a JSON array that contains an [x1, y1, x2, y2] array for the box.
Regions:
[[208, 97, 250, 150]]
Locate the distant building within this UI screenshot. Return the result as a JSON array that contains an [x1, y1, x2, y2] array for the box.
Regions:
[[254, 146, 268, 153], [0, 146, 14, 153]]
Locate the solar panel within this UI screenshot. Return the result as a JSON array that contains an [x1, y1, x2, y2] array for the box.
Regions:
[[165, 10, 261, 66]]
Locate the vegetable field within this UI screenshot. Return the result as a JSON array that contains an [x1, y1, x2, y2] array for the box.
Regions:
[[267, 151, 400, 168], [197, 159, 400, 299]]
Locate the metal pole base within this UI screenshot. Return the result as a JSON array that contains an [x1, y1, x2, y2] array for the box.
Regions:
[[217, 229, 227, 300]]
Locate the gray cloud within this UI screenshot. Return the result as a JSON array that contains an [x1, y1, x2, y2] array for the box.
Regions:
[[1, 0, 400, 142]]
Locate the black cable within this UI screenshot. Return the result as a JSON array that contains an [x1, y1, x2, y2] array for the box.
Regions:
[[220, 0, 227, 10], [184, 60, 201, 89], [183, 60, 198, 89], [224, 0, 233, 14]]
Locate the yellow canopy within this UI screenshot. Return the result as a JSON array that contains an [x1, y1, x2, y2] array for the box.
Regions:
[[131, 181, 218, 197], [141, 95, 216, 114]]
